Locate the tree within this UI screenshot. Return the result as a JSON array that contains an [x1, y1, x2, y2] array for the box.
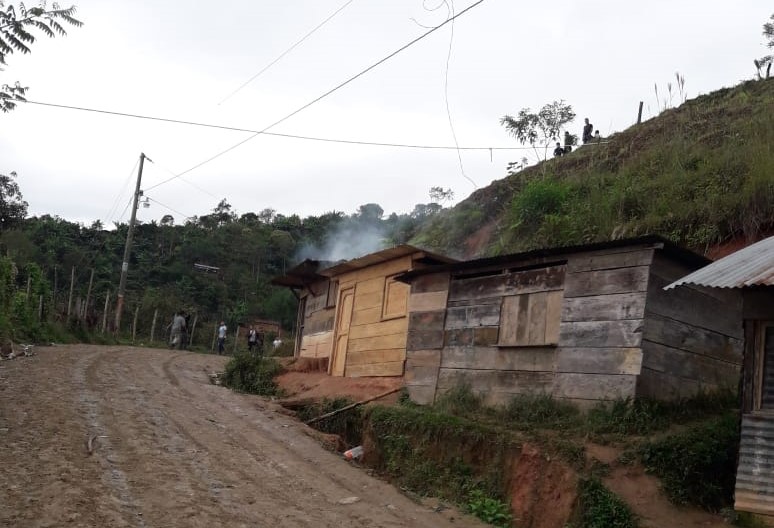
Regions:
[[1, 1, 83, 112], [0, 172, 27, 230], [755, 13, 774, 80], [500, 100, 576, 162], [429, 186, 454, 205]]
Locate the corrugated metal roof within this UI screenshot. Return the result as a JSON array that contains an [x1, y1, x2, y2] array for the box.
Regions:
[[318, 244, 455, 277], [665, 236, 774, 289]]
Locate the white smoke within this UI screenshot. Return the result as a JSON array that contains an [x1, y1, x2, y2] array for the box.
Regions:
[[296, 222, 389, 263]]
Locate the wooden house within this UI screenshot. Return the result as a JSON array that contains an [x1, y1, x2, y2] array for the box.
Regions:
[[397, 235, 744, 407], [666, 235, 774, 521], [272, 245, 454, 377]]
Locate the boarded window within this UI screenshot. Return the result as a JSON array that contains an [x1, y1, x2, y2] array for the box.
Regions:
[[382, 275, 409, 320], [499, 290, 562, 346], [760, 324, 774, 410]]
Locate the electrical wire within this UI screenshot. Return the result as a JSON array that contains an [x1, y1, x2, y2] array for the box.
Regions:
[[144, 196, 192, 221], [104, 157, 139, 225], [146, 0, 487, 192], [23, 98, 525, 151], [145, 158, 219, 199], [218, 0, 357, 105]]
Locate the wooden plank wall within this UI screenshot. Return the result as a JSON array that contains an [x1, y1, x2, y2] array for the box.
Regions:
[[297, 281, 335, 358], [553, 247, 654, 405], [404, 273, 450, 404], [638, 252, 743, 399], [435, 265, 565, 406], [337, 256, 413, 377]]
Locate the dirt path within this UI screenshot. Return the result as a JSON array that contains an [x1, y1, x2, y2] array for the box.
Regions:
[[0, 345, 484, 528]]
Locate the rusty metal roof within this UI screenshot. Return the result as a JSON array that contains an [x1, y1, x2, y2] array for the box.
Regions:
[[665, 235, 774, 289], [319, 245, 455, 277]]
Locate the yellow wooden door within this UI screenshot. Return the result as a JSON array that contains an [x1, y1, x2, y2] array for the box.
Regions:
[[330, 287, 355, 376]]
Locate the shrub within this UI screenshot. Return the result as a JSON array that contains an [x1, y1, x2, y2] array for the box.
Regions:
[[504, 392, 579, 427], [510, 179, 572, 228], [434, 383, 484, 417], [466, 488, 513, 528], [640, 412, 739, 511], [574, 477, 638, 528], [221, 353, 283, 396]]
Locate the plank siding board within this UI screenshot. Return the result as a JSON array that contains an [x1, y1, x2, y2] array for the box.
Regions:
[[567, 248, 654, 273], [299, 331, 334, 358], [527, 291, 548, 345], [444, 304, 501, 330], [409, 310, 446, 331], [346, 333, 406, 353], [641, 339, 740, 385], [448, 297, 504, 308], [558, 320, 643, 348], [545, 290, 563, 343], [475, 327, 500, 346], [441, 346, 556, 371], [445, 328, 474, 346], [407, 385, 436, 405], [346, 348, 405, 365], [409, 291, 448, 312], [636, 367, 705, 399], [336, 256, 413, 287], [406, 349, 441, 368], [356, 276, 386, 295], [350, 306, 382, 326], [349, 317, 407, 338], [448, 265, 565, 302], [554, 372, 637, 400], [555, 347, 643, 375], [437, 368, 554, 394], [404, 364, 440, 385], [647, 274, 743, 339], [407, 329, 444, 350], [642, 313, 743, 364], [346, 361, 405, 377], [352, 291, 382, 311], [561, 292, 646, 322], [564, 266, 650, 298], [411, 273, 450, 294]]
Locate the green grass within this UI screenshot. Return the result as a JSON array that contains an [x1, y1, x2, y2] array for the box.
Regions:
[[572, 477, 638, 528], [220, 353, 284, 396]]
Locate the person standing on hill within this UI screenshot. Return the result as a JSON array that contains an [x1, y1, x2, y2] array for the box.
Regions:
[[247, 326, 260, 354], [582, 117, 593, 144], [553, 142, 565, 157], [217, 321, 227, 355]]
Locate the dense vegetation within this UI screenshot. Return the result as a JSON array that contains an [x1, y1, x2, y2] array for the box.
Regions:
[[414, 78, 774, 257], [0, 195, 450, 345]]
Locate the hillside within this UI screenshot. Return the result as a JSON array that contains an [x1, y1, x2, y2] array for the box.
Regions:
[[412, 78, 774, 258]]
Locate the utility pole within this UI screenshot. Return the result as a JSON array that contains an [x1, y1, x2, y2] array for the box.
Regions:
[[114, 152, 148, 334]]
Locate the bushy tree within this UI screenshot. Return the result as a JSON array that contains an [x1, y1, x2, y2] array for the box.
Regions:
[[754, 13, 774, 79], [500, 100, 575, 162], [1, 1, 83, 112], [0, 171, 27, 230]]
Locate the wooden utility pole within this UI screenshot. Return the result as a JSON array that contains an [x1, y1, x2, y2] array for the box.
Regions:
[[114, 153, 148, 334], [102, 290, 110, 334]]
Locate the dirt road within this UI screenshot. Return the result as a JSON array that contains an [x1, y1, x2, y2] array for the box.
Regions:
[[0, 345, 484, 528]]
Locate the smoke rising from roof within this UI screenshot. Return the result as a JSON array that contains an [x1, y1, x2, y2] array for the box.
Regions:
[[295, 222, 388, 264]]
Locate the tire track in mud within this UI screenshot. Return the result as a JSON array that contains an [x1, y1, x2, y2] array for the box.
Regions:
[[157, 353, 414, 527], [77, 347, 147, 528]]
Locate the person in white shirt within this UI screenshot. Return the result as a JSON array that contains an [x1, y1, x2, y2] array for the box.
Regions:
[[217, 321, 227, 355]]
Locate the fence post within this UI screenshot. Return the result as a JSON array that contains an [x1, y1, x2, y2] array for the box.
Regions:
[[233, 324, 239, 354], [38, 294, 43, 322], [102, 291, 110, 335], [67, 266, 75, 321], [83, 268, 94, 319], [132, 305, 140, 344], [150, 308, 158, 344], [189, 314, 198, 347]]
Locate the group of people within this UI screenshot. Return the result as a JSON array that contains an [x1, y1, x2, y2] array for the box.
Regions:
[[553, 117, 602, 158], [214, 320, 280, 355]]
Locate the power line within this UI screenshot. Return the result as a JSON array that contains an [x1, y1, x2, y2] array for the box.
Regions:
[[145, 158, 219, 199], [144, 196, 192, 221], [147, 0, 487, 192], [21, 98, 527, 151], [218, 0, 357, 105], [104, 157, 139, 225]]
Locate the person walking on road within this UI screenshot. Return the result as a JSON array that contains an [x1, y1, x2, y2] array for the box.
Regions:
[[169, 311, 186, 349], [217, 321, 227, 355]]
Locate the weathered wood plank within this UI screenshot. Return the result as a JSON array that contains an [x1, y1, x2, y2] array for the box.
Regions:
[[554, 372, 637, 400], [437, 368, 555, 393], [499, 295, 523, 346], [527, 291, 548, 345], [558, 320, 643, 348], [640, 339, 740, 385], [410, 272, 450, 294], [346, 348, 405, 365], [350, 306, 381, 326], [561, 292, 646, 322], [567, 248, 654, 273], [647, 274, 743, 339], [347, 333, 406, 353], [545, 290, 563, 343], [474, 327, 499, 346], [356, 276, 386, 295], [445, 328, 474, 346], [441, 346, 556, 371], [406, 349, 441, 367], [407, 329, 444, 350], [408, 310, 445, 331], [563, 266, 650, 298], [555, 347, 643, 375], [444, 304, 501, 330], [448, 265, 565, 301], [636, 367, 705, 400], [407, 385, 436, 405], [642, 313, 743, 364], [743, 290, 774, 320], [383, 278, 409, 319], [353, 290, 383, 311], [335, 255, 413, 287], [299, 331, 333, 358], [346, 361, 405, 378], [404, 364, 440, 385], [349, 317, 407, 338], [448, 297, 503, 308], [409, 291, 448, 312], [303, 308, 336, 334]]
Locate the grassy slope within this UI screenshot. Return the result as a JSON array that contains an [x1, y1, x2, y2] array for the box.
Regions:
[[413, 78, 774, 258]]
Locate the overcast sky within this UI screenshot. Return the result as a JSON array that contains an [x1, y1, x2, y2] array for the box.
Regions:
[[0, 0, 771, 227]]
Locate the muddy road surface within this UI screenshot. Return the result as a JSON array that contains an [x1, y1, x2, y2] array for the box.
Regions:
[[0, 345, 484, 527]]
